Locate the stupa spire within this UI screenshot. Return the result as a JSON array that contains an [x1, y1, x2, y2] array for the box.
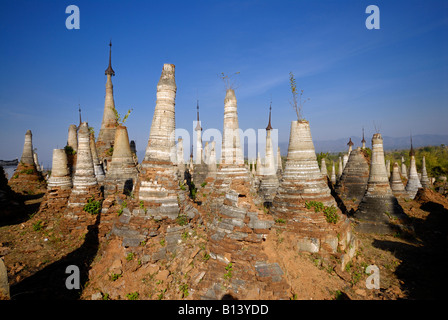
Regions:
[[266, 101, 273, 131], [105, 40, 115, 76]]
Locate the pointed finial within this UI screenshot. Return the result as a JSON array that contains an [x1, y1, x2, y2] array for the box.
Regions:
[[195, 99, 202, 131], [409, 133, 415, 156], [265, 100, 273, 131], [361, 127, 366, 143], [347, 137, 354, 146], [78, 104, 82, 126], [105, 40, 115, 76]]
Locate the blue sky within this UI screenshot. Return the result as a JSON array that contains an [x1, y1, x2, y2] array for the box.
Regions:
[[0, 0, 447, 168]]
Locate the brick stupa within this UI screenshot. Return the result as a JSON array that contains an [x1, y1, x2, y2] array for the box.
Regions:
[[270, 120, 356, 261], [134, 64, 180, 220], [355, 133, 407, 234]]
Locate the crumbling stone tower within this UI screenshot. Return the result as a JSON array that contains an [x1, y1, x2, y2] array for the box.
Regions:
[[96, 41, 119, 162], [134, 64, 180, 220], [45, 149, 73, 212], [420, 156, 430, 188], [405, 140, 422, 199], [9, 130, 45, 194], [104, 125, 139, 197], [90, 131, 105, 184], [390, 162, 406, 197], [355, 133, 407, 234], [270, 120, 355, 262], [66, 122, 102, 216], [258, 104, 279, 204], [334, 147, 370, 211]]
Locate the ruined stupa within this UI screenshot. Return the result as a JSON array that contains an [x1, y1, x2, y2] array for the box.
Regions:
[[45, 149, 73, 211], [176, 137, 185, 179], [66, 122, 102, 214], [338, 157, 343, 179], [320, 158, 328, 177], [192, 101, 208, 186], [270, 120, 356, 260], [9, 130, 45, 193], [104, 126, 139, 197], [390, 162, 406, 197], [334, 147, 370, 211], [330, 161, 337, 184], [276, 146, 283, 176], [134, 64, 180, 220], [420, 156, 430, 188], [258, 104, 279, 204], [197, 89, 290, 299], [355, 133, 407, 234], [401, 156, 408, 179], [385, 159, 391, 179], [67, 124, 78, 153], [405, 140, 422, 199], [347, 137, 354, 155], [96, 41, 118, 161], [90, 131, 105, 184]]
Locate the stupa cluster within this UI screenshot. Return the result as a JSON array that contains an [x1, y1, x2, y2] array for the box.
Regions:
[[5, 42, 436, 299]]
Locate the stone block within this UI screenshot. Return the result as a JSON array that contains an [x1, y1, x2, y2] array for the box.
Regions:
[[296, 237, 320, 253]]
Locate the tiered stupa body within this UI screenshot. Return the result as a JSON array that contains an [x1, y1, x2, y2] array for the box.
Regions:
[[390, 162, 406, 197], [420, 156, 430, 188], [405, 143, 422, 199], [270, 120, 355, 258], [401, 157, 408, 179], [9, 130, 45, 193], [66, 122, 102, 212], [355, 133, 407, 234], [67, 124, 78, 152], [320, 158, 328, 177], [90, 132, 105, 184], [134, 64, 180, 220], [104, 126, 139, 197], [46, 149, 73, 211], [334, 147, 370, 211]]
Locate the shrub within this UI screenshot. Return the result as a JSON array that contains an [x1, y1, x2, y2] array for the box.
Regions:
[[323, 205, 339, 224], [176, 214, 188, 226], [83, 198, 102, 215], [33, 220, 43, 231], [126, 292, 139, 300]]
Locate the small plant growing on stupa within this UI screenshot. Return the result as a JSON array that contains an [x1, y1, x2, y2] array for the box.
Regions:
[[113, 107, 133, 126], [218, 71, 240, 90], [289, 71, 310, 121], [83, 198, 102, 215]]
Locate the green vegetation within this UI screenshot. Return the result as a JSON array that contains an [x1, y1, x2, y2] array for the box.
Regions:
[[200, 181, 207, 188], [176, 214, 188, 226], [83, 198, 102, 215], [20, 168, 35, 174], [305, 201, 339, 224], [179, 283, 189, 298], [385, 145, 448, 178], [32, 220, 44, 231], [113, 107, 133, 126], [126, 291, 139, 300], [110, 273, 122, 281], [64, 145, 76, 155], [223, 262, 233, 280]]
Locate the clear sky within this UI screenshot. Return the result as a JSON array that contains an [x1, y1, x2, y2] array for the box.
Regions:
[[0, 0, 447, 168]]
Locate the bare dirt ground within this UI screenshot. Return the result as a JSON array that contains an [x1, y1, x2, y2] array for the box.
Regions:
[[1, 187, 447, 300]]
